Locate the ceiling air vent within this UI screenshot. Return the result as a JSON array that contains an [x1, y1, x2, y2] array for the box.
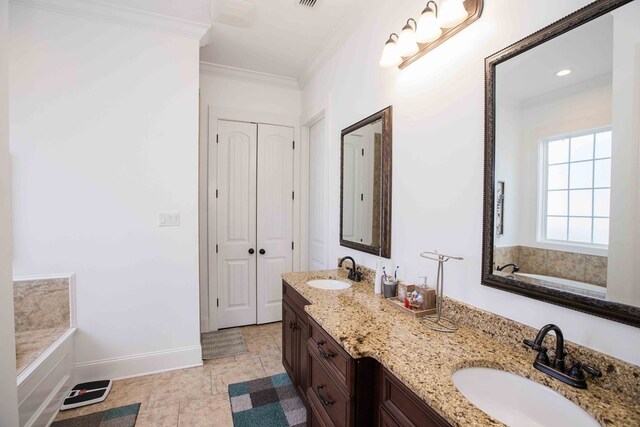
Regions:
[[299, 0, 318, 7]]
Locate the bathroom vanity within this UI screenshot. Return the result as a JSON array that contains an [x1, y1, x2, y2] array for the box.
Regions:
[[281, 268, 639, 427], [283, 276, 450, 427]]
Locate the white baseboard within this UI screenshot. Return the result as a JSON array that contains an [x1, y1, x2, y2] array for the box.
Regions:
[[200, 317, 209, 333], [74, 345, 203, 383]]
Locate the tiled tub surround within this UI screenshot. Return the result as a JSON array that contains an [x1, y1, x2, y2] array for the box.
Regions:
[[494, 245, 608, 286], [282, 268, 640, 426], [14, 277, 71, 374]]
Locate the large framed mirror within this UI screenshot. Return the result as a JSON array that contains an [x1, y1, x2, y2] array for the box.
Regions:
[[340, 106, 392, 258], [483, 0, 640, 327]]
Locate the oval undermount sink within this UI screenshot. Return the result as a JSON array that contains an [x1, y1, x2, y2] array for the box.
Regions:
[[452, 367, 599, 427], [306, 279, 351, 290]]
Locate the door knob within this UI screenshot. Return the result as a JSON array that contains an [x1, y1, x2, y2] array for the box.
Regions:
[[259, 249, 266, 255], [248, 248, 255, 254]]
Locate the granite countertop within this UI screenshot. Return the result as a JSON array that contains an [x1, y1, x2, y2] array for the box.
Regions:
[[282, 269, 640, 427]]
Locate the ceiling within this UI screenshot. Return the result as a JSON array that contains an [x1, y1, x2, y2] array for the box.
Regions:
[[99, 0, 369, 79], [98, 0, 212, 24], [497, 13, 613, 103]]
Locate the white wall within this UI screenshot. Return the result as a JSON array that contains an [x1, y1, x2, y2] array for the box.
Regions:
[[0, 0, 19, 424], [608, 3, 640, 307], [494, 97, 523, 247], [301, 0, 640, 365], [199, 70, 301, 331], [10, 5, 203, 380]]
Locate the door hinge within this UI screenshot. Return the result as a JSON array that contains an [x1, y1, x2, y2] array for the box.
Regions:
[[217, 298, 219, 307], [293, 140, 295, 149], [361, 193, 364, 201], [216, 244, 219, 253], [361, 148, 364, 156], [292, 191, 295, 200], [216, 189, 218, 198], [216, 134, 219, 144], [292, 241, 294, 250]]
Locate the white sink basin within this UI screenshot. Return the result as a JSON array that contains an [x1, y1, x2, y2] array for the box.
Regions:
[[452, 367, 599, 427], [306, 279, 351, 290]]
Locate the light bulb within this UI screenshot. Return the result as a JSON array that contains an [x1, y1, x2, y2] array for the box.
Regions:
[[397, 20, 419, 57], [438, 0, 468, 28], [415, 6, 442, 43], [379, 35, 402, 68]]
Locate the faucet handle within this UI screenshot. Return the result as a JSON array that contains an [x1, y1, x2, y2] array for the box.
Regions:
[[523, 339, 543, 352], [569, 361, 602, 380], [524, 339, 549, 365], [581, 362, 602, 378]]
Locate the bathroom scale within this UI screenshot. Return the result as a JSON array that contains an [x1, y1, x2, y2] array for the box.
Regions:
[[60, 380, 112, 410]]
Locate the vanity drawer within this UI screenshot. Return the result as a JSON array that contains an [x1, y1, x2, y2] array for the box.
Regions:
[[307, 349, 351, 427], [308, 318, 352, 392]]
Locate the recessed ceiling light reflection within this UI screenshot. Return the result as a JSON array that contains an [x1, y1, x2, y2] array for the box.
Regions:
[[556, 69, 572, 77]]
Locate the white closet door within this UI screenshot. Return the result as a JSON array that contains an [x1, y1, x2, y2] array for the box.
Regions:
[[217, 120, 257, 328], [308, 119, 327, 270], [257, 124, 293, 324]]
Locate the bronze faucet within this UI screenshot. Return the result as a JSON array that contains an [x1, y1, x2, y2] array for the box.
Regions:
[[338, 256, 362, 282], [524, 324, 601, 389]]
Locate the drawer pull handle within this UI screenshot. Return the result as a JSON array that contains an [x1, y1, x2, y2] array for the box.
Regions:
[[315, 385, 334, 406], [289, 321, 297, 330], [317, 341, 335, 359]]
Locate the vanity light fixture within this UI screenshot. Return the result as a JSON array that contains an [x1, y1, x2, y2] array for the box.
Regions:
[[379, 0, 483, 69], [556, 69, 572, 77], [397, 19, 420, 57], [438, 0, 469, 28], [379, 33, 402, 68], [415, 1, 442, 44]]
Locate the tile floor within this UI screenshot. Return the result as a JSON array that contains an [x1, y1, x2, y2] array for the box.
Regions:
[[54, 322, 284, 426]]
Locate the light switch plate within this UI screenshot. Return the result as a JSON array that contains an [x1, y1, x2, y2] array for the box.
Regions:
[[159, 212, 180, 227]]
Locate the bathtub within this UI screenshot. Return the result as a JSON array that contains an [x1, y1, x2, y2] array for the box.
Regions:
[[17, 328, 76, 427], [14, 274, 77, 427], [515, 273, 606, 299]]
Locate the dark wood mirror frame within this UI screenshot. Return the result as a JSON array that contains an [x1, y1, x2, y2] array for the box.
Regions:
[[340, 106, 392, 259], [482, 0, 640, 327]]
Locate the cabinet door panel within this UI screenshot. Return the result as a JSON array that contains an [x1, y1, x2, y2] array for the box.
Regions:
[[380, 407, 401, 427], [381, 368, 451, 427], [282, 301, 297, 383]]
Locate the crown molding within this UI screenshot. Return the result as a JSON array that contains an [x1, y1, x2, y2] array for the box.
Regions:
[[200, 62, 299, 90], [10, 0, 210, 43], [297, 0, 381, 88]]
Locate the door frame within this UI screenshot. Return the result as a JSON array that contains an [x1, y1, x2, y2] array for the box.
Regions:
[[302, 110, 329, 272], [200, 106, 302, 332]]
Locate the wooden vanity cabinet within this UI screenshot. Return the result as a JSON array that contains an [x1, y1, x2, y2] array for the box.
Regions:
[[379, 367, 451, 427], [282, 281, 310, 403], [282, 280, 451, 427]]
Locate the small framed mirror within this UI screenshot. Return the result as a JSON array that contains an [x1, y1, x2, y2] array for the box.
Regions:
[[483, 0, 640, 327], [340, 106, 392, 258]]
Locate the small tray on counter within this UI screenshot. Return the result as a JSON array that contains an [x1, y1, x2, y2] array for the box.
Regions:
[[384, 297, 436, 318]]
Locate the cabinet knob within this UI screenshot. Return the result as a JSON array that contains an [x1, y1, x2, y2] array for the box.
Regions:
[[259, 248, 266, 255], [248, 248, 255, 254]]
